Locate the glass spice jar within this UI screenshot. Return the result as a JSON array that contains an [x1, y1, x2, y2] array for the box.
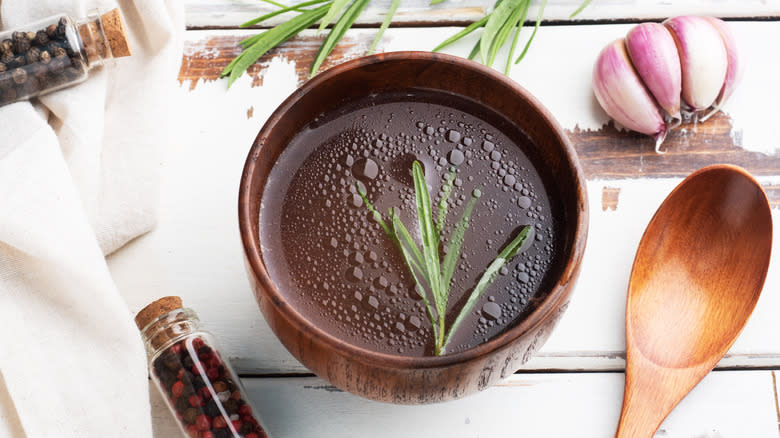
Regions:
[[0, 8, 131, 107], [136, 297, 270, 438]]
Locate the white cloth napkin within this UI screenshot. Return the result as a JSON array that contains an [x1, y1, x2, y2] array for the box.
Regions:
[[0, 1, 183, 436]]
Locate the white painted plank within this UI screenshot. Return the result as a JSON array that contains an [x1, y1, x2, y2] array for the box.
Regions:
[[109, 23, 780, 374], [151, 371, 780, 437], [184, 0, 780, 28]]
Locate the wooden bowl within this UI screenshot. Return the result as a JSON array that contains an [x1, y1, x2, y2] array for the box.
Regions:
[[239, 52, 588, 403]]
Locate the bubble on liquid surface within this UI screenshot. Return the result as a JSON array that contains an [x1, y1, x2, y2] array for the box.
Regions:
[[448, 149, 465, 165], [482, 302, 502, 321], [517, 196, 532, 209], [447, 130, 461, 143], [353, 158, 379, 180]]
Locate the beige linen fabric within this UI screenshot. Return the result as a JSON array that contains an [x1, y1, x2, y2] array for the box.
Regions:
[[0, 1, 183, 436]]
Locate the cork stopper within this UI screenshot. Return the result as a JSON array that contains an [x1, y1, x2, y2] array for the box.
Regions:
[[135, 296, 183, 331], [100, 9, 131, 58], [77, 8, 131, 65]]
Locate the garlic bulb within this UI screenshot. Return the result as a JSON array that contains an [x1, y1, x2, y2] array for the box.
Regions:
[[702, 17, 741, 120], [592, 16, 739, 151], [592, 39, 667, 149], [625, 23, 682, 124], [663, 16, 728, 112]]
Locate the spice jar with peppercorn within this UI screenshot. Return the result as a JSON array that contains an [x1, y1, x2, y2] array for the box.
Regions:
[[0, 8, 131, 107], [136, 297, 271, 438]]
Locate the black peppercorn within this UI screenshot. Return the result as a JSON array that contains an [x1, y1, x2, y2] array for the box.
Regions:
[[39, 50, 51, 64], [1, 40, 12, 54], [63, 66, 81, 81], [174, 396, 190, 413], [0, 64, 6, 74], [214, 430, 230, 438], [13, 38, 29, 55], [1, 51, 13, 64], [11, 69, 26, 85], [240, 422, 255, 435], [24, 31, 36, 41], [182, 407, 199, 425], [204, 399, 221, 417], [224, 399, 239, 415], [25, 47, 40, 64], [53, 47, 67, 58], [8, 55, 25, 69], [34, 30, 49, 46], [45, 24, 58, 38], [55, 18, 67, 38]]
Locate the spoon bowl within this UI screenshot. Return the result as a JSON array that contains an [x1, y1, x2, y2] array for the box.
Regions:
[[616, 164, 772, 437]]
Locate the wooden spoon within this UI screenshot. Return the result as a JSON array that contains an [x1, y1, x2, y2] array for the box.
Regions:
[[615, 164, 773, 437]]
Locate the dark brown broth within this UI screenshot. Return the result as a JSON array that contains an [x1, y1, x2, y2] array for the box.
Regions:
[[259, 90, 563, 356]]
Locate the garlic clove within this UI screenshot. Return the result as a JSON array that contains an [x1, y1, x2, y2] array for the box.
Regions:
[[593, 39, 668, 151], [701, 17, 741, 121], [626, 22, 682, 123], [663, 16, 728, 112]]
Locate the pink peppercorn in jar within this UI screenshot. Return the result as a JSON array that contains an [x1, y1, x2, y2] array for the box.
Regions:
[[136, 297, 270, 438]]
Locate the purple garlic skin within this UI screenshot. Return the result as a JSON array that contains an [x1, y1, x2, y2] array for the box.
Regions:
[[703, 17, 741, 118], [664, 16, 728, 112], [625, 22, 682, 122], [592, 39, 667, 144]]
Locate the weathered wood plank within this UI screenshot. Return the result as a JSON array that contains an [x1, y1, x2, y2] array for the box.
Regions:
[[178, 29, 780, 189], [151, 371, 780, 437], [110, 24, 780, 375], [184, 0, 780, 29]]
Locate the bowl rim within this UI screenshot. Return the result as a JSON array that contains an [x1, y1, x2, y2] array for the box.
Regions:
[[239, 51, 588, 369]]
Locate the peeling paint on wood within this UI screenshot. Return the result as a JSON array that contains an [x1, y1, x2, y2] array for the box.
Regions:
[[601, 187, 620, 211]]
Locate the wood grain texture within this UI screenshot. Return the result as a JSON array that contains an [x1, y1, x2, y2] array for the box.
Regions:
[[150, 372, 780, 437], [184, 0, 780, 29], [178, 32, 780, 199], [110, 24, 780, 377], [237, 52, 588, 403], [618, 166, 772, 437]]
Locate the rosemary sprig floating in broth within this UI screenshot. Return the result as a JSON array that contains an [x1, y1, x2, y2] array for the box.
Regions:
[[357, 161, 534, 355]]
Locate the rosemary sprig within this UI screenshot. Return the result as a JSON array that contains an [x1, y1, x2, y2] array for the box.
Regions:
[[434, 0, 588, 71], [222, 0, 591, 85], [367, 0, 400, 55], [311, 0, 371, 76], [358, 161, 533, 355]]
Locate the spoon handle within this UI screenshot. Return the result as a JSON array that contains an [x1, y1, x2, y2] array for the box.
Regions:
[[616, 353, 708, 438]]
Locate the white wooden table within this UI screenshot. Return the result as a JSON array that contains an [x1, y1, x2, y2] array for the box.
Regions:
[[109, 2, 780, 436]]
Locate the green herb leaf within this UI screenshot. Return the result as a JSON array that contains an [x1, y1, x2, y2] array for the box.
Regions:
[[439, 192, 478, 298], [442, 225, 534, 352], [319, 0, 351, 33], [412, 162, 443, 317], [310, 0, 370, 77], [487, 0, 526, 67], [390, 214, 438, 338], [429, 0, 446, 5], [467, 40, 480, 60], [569, 0, 592, 18], [436, 167, 456, 236], [432, 16, 488, 52], [367, 0, 400, 55], [480, 0, 521, 65], [224, 3, 330, 86], [240, 0, 331, 28], [504, 0, 529, 75], [356, 182, 393, 237], [389, 208, 428, 282], [514, 0, 547, 64]]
